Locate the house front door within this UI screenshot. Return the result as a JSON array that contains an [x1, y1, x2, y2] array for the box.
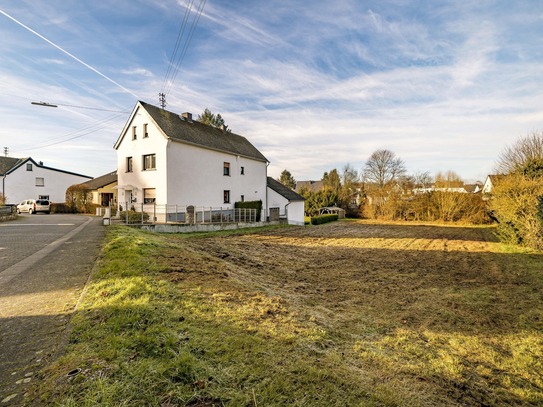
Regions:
[[125, 190, 132, 210]]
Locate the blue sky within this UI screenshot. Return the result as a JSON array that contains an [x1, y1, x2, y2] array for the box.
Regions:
[[1, 1, 542, 183]]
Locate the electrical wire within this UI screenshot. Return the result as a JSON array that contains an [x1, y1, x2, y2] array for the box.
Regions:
[[15, 113, 125, 151], [160, 0, 195, 95], [161, 0, 207, 98]]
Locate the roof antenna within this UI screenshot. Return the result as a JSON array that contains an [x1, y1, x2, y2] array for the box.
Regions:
[[159, 93, 167, 109]]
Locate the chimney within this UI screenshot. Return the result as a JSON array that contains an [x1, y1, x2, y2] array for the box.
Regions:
[[181, 112, 192, 122]]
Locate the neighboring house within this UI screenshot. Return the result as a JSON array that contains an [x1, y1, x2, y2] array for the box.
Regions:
[[482, 175, 505, 195], [412, 184, 482, 194], [295, 180, 324, 193], [79, 170, 118, 206], [114, 101, 269, 219], [0, 156, 92, 204], [266, 177, 305, 225]]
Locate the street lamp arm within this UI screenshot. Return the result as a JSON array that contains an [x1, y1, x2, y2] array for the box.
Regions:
[[31, 101, 58, 108]]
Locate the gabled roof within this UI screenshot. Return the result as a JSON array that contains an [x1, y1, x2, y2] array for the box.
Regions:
[[116, 101, 268, 163], [0, 156, 92, 178], [0, 156, 23, 175], [295, 180, 324, 193], [267, 177, 305, 201], [80, 171, 117, 190]]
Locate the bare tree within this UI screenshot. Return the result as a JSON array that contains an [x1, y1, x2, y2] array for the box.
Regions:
[[496, 131, 543, 178], [413, 171, 433, 188], [434, 170, 464, 188], [363, 149, 406, 187]]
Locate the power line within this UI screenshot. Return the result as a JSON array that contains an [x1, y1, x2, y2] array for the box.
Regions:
[[16, 113, 125, 151], [161, 0, 195, 95], [161, 0, 207, 99]]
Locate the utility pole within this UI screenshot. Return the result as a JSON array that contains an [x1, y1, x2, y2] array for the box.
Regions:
[[159, 93, 166, 109], [3, 147, 7, 157]]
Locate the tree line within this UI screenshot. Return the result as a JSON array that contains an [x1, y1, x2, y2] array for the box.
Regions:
[[279, 131, 543, 249]]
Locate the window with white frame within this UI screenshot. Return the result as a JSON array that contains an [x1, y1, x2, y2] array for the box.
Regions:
[[35, 177, 44, 187], [26, 163, 32, 171], [126, 157, 133, 172], [132, 126, 137, 140], [143, 154, 156, 170], [143, 123, 149, 138]]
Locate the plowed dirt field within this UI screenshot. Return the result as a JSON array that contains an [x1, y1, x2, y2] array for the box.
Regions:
[[164, 220, 543, 406]]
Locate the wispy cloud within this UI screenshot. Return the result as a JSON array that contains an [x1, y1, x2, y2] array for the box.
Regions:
[[0, 8, 139, 99]]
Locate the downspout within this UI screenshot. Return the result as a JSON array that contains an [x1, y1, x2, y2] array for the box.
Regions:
[[2, 173, 6, 204], [285, 201, 291, 223], [265, 161, 270, 222]]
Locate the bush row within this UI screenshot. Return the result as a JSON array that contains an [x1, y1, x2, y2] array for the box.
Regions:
[[310, 214, 338, 225]]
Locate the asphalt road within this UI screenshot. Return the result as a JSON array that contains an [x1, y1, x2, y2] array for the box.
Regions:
[[0, 214, 105, 405]]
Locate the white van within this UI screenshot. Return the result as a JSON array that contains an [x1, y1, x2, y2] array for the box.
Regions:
[[16, 199, 51, 214]]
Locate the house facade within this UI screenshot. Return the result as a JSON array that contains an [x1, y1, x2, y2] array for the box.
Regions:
[[80, 170, 118, 206], [114, 101, 269, 219], [267, 177, 305, 225], [0, 156, 92, 204]]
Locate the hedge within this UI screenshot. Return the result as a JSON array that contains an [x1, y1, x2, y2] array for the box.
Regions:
[[234, 200, 262, 221], [310, 214, 338, 225]]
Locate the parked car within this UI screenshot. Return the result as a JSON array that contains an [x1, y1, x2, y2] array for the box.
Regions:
[[17, 199, 51, 214]]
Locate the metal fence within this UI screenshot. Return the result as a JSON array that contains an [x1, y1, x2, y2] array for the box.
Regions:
[[115, 203, 259, 225]]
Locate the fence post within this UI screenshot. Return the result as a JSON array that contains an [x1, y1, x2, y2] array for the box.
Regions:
[[153, 203, 156, 223], [125, 202, 129, 224], [141, 203, 144, 224]]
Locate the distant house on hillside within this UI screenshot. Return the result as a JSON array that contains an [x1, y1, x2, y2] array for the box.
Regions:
[[267, 177, 305, 225], [482, 175, 505, 195], [114, 101, 305, 225], [295, 180, 324, 193], [412, 184, 482, 195], [0, 156, 92, 204], [79, 170, 118, 207]]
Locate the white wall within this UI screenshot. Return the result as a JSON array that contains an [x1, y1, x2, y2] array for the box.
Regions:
[[267, 187, 305, 225], [166, 142, 267, 208], [5, 164, 91, 204], [116, 105, 168, 208]]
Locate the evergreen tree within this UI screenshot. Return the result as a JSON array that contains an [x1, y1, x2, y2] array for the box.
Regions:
[[278, 169, 296, 189]]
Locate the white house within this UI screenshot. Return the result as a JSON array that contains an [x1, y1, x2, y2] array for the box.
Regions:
[[267, 177, 305, 225], [482, 174, 505, 195], [114, 101, 271, 220], [79, 170, 118, 206], [0, 156, 92, 204]]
